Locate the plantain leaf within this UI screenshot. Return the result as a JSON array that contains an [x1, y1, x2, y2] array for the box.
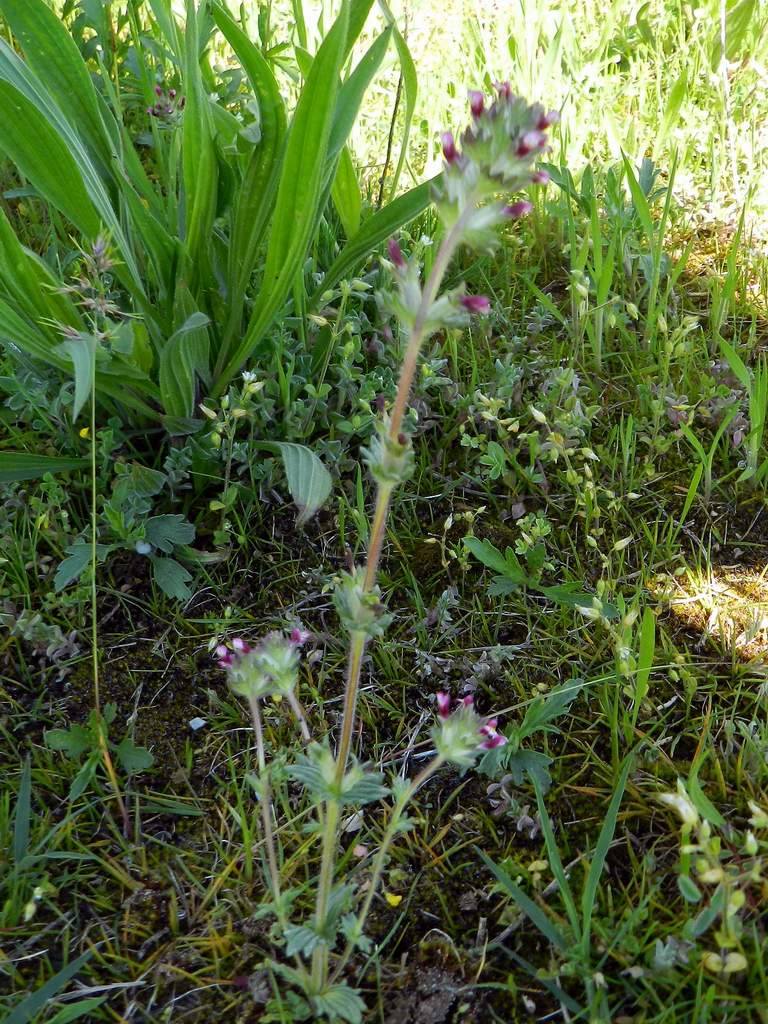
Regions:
[[0, 79, 102, 237], [0, 0, 112, 173], [215, 2, 350, 390], [309, 177, 436, 309], [332, 146, 363, 238]]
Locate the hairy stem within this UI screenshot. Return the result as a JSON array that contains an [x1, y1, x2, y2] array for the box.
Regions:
[[311, 797, 340, 988], [248, 696, 284, 920], [312, 204, 476, 991], [330, 756, 444, 983], [287, 690, 312, 745]]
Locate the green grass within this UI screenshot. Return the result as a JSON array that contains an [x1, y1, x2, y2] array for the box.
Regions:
[[2, 0, 768, 1021]]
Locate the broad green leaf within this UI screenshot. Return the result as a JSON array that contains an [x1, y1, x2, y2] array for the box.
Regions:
[[688, 754, 726, 827], [0, 79, 101, 237], [718, 337, 751, 390], [150, 556, 193, 600], [159, 311, 211, 418], [312, 985, 365, 1024], [621, 153, 654, 242], [211, 2, 287, 309], [55, 542, 110, 592], [59, 334, 96, 422], [181, 0, 218, 289], [520, 679, 585, 739], [216, 2, 350, 389], [655, 70, 688, 156], [69, 758, 98, 801], [13, 758, 31, 866], [711, 0, 759, 66], [0, 0, 112, 172], [44, 724, 93, 759], [463, 536, 513, 575], [0, 453, 87, 483], [112, 464, 167, 504], [328, 27, 392, 163], [0, 206, 82, 330], [284, 924, 324, 958], [634, 608, 655, 710], [144, 515, 196, 553], [114, 737, 154, 774], [678, 874, 702, 903], [332, 146, 363, 238], [260, 442, 333, 524]]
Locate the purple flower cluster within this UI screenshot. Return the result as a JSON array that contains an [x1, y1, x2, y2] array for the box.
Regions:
[[440, 83, 558, 193], [147, 83, 186, 119], [434, 691, 507, 764], [216, 629, 308, 699]]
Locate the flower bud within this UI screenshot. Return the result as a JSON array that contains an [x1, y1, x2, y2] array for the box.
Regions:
[[441, 131, 458, 164], [362, 416, 415, 488], [387, 237, 406, 269], [459, 294, 491, 315], [531, 170, 550, 185], [538, 110, 560, 129], [334, 567, 393, 638], [432, 692, 507, 767], [505, 201, 533, 220], [468, 90, 484, 117]]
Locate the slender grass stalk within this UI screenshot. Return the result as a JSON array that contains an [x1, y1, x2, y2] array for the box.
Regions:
[[89, 347, 129, 837]]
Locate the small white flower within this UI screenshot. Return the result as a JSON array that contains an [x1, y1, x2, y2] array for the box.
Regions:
[[659, 780, 699, 827]]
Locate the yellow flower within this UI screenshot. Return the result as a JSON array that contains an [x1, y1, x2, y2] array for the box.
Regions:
[[79, 427, 90, 439], [384, 892, 402, 908]]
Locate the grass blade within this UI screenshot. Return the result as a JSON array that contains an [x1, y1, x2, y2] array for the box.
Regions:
[[309, 178, 435, 309], [476, 846, 567, 952], [0, 454, 88, 484], [580, 754, 633, 952]]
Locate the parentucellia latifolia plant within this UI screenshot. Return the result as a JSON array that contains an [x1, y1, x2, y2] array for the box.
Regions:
[[214, 86, 557, 1020]]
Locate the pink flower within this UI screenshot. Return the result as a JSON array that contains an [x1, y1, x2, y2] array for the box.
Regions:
[[215, 644, 234, 668], [517, 130, 546, 156], [459, 294, 491, 315], [436, 691, 452, 718], [504, 201, 534, 220], [468, 90, 484, 118], [479, 721, 507, 749], [441, 131, 458, 164], [538, 110, 560, 130], [290, 626, 311, 646], [531, 170, 550, 185], [232, 638, 252, 654], [387, 237, 405, 268], [495, 81, 513, 99], [154, 84, 163, 97]]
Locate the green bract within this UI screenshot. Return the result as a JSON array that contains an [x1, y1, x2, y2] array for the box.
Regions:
[[333, 567, 393, 638]]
